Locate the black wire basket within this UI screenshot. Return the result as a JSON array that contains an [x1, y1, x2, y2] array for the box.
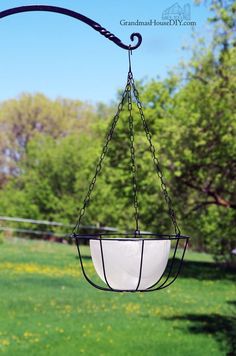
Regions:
[[69, 41, 191, 292], [73, 232, 189, 292]]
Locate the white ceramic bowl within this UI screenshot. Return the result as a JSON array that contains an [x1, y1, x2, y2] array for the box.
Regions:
[[90, 238, 171, 290]]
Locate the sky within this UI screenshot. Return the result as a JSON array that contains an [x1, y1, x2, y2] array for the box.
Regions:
[[0, 0, 213, 104]]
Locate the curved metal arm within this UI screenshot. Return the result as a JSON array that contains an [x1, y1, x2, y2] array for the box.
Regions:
[[0, 5, 142, 51]]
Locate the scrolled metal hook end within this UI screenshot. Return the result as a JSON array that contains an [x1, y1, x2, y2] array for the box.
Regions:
[[129, 33, 142, 50]]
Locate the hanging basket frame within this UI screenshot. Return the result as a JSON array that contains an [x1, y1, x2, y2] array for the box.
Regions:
[[74, 233, 189, 292], [70, 57, 190, 293]]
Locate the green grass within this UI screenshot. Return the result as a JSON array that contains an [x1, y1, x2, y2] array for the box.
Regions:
[[0, 238, 235, 356]]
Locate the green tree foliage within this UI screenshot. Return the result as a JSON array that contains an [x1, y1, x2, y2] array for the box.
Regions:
[[0, 94, 112, 232], [0, 93, 98, 186], [133, 0, 236, 263]]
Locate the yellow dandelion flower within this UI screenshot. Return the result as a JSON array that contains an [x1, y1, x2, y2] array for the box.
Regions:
[[24, 331, 33, 338], [1, 339, 10, 346]]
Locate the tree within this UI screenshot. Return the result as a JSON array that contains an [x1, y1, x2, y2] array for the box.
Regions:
[[135, 0, 236, 263], [0, 94, 113, 233], [0, 93, 97, 186]]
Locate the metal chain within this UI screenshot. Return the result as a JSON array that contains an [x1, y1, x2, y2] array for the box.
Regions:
[[72, 63, 180, 236], [127, 71, 140, 233], [131, 78, 181, 236], [72, 78, 130, 234]]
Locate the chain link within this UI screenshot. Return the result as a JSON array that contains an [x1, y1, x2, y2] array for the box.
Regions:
[[72, 77, 130, 234], [127, 71, 140, 233], [131, 78, 181, 236]]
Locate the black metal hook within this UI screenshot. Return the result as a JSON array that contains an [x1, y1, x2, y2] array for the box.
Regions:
[[0, 5, 142, 51], [128, 45, 133, 72]]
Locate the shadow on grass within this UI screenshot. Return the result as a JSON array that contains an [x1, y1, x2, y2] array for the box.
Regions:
[[227, 301, 236, 309], [173, 259, 236, 282], [167, 308, 236, 356]]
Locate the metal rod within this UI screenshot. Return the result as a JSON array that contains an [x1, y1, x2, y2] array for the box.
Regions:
[[73, 233, 190, 240], [0, 215, 69, 227], [0, 226, 65, 237], [0, 5, 142, 51], [147, 238, 180, 290], [75, 240, 108, 291], [135, 239, 144, 290], [158, 238, 189, 290], [99, 240, 113, 290], [0, 215, 118, 231]]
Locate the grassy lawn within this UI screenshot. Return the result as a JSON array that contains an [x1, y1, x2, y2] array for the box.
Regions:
[[0, 238, 235, 355]]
